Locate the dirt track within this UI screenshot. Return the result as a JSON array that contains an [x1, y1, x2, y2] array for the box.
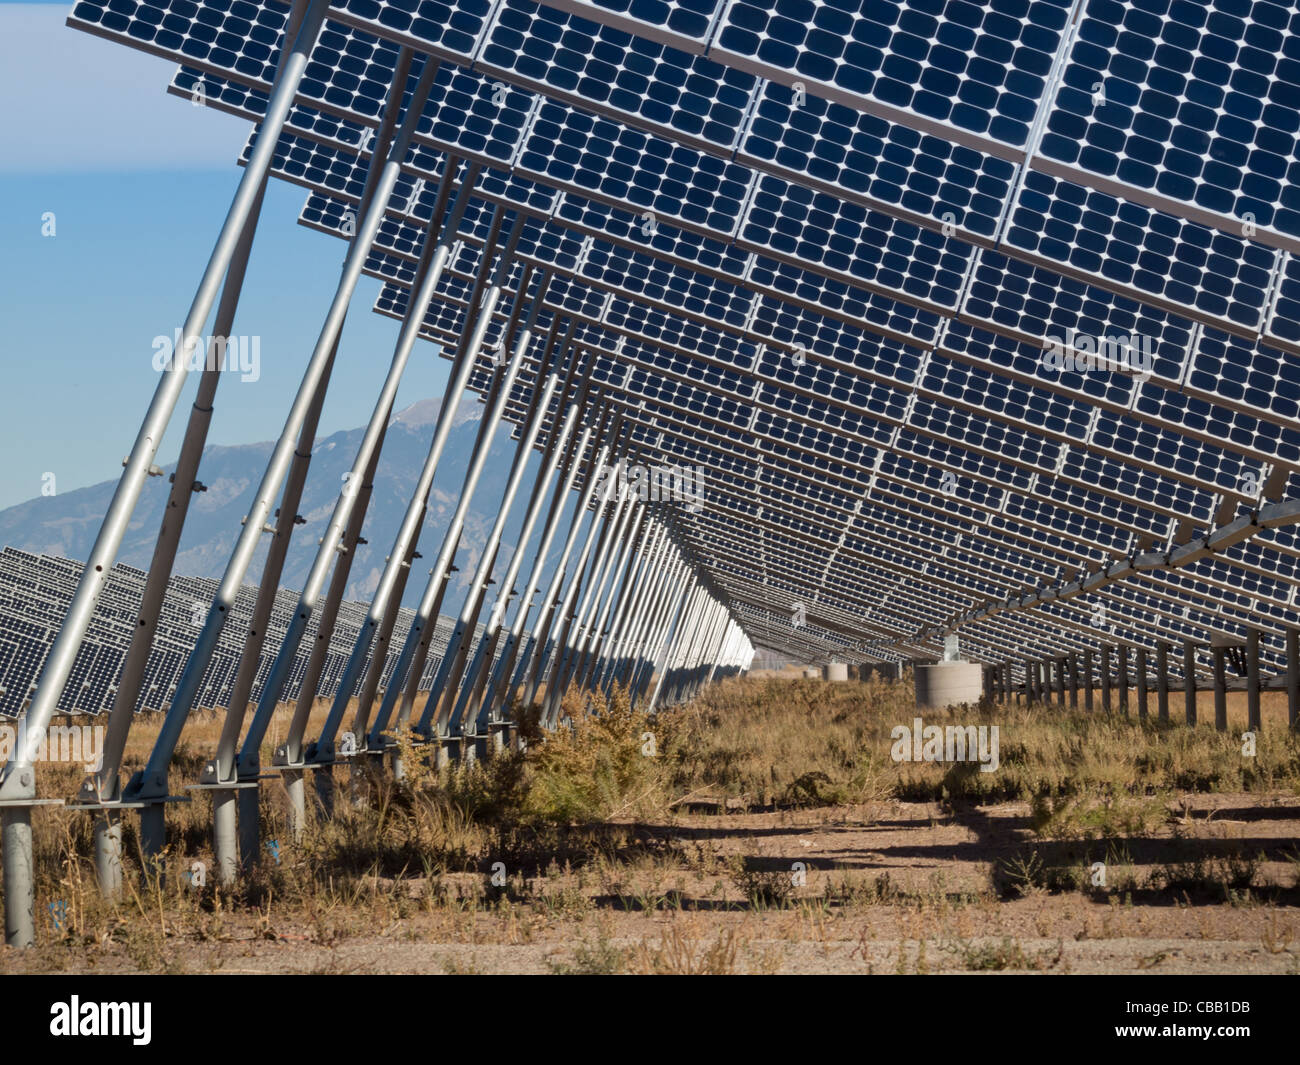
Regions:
[[6, 792, 1297, 974]]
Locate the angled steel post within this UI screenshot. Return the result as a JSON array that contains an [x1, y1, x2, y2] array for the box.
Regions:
[[1117, 644, 1129, 715], [551, 484, 646, 706], [418, 292, 566, 742], [223, 60, 445, 800], [277, 429, 386, 839], [205, 50, 440, 880], [1246, 627, 1261, 731], [1287, 627, 1299, 731], [76, 169, 270, 895], [124, 50, 438, 853], [634, 562, 693, 704], [346, 530, 423, 749], [1100, 646, 1111, 712], [211, 333, 342, 883], [308, 207, 517, 765], [661, 586, 711, 707], [0, 0, 332, 945], [595, 519, 670, 693], [1135, 646, 1148, 721], [667, 595, 714, 705], [554, 503, 646, 712], [1212, 643, 1228, 731], [481, 403, 608, 726], [603, 536, 671, 695], [364, 296, 532, 752], [589, 515, 670, 693], [455, 368, 590, 742], [625, 541, 688, 698], [520, 422, 627, 711], [427, 336, 566, 743], [541, 490, 638, 726], [243, 177, 491, 800], [645, 577, 702, 714], [627, 555, 688, 703]]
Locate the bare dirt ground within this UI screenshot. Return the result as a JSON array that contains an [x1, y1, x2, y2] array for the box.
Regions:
[[6, 791, 1297, 975]]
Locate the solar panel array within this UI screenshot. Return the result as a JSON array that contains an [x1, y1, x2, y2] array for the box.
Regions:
[[0, 548, 465, 718], [63, 0, 1300, 683]]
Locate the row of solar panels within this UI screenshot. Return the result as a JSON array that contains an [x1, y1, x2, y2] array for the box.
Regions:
[[0, 548, 470, 717], [63, 0, 1299, 669], [363, 231, 1300, 678]]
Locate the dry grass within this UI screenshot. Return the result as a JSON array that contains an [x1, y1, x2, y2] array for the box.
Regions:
[[1, 675, 1297, 971], [671, 675, 1300, 814]]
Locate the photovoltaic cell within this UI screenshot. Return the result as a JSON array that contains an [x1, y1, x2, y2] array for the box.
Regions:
[[711, 0, 1074, 150], [1045, 0, 1300, 239]]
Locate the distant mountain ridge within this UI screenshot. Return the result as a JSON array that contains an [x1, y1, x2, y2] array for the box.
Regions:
[[0, 395, 531, 609]]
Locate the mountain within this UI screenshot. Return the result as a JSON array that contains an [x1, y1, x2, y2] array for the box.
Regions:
[[0, 395, 538, 609]]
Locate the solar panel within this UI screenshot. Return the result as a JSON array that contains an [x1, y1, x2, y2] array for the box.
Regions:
[[46, 0, 1300, 679]]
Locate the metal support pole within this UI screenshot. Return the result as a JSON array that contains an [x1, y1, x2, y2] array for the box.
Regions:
[[322, 208, 525, 754], [1213, 644, 1228, 731], [605, 530, 675, 695], [1117, 644, 1129, 715], [1156, 642, 1169, 723], [348, 530, 423, 746], [357, 223, 529, 753], [480, 404, 601, 726], [625, 554, 684, 703], [632, 562, 691, 706], [645, 578, 701, 714], [522, 440, 626, 712], [1083, 649, 1093, 711], [542, 492, 638, 725], [0, 4, 332, 943], [587, 519, 664, 692], [559, 505, 647, 706], [1246, 628, 1261, 731], [433, 342, 567, 740], [1, 806, 34, 947], [1287, 628, 1299, 731], [0, 0, 330, 795], [92, 810, 123, 899], [1184, 640, 1198, 725], [212, 788, 238, 888], [1100, 646, 1111, 712], [1135, 647, 1148, 721], [82, 169, 274, 812], [232, 69, 455, 782], [461, 383, 588, 737], [125, 47, 437, 819]]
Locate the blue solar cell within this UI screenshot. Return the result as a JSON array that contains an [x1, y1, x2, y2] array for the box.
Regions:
[[1091, 404, 1257, 496], [961, 252, 1194, 388], [1141, 358, 1300, 464], [480, 0, 757, 150], [713, 0, 1072, 148], [1045, 0, 1300, 239], [332, 0, 497, 59], [742, 173, 972, 309], [1007, 170, 1278, 328], [737, 80, 1017, 240]]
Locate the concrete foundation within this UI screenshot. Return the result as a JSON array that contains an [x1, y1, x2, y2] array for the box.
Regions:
[[823, 662, 849, 682], [913, 661, 984, 710]]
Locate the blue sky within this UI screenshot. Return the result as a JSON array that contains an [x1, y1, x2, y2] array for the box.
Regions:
[[0, 1, 452, 510]]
